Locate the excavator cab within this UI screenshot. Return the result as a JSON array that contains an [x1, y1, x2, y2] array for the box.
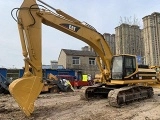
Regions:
[[111, 55, 137, 80]]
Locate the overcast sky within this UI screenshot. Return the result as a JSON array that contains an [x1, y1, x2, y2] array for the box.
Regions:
[[0, 0, 160, 68]]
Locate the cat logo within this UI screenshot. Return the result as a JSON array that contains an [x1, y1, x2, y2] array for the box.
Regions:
[[69, 25, 76, 31], [60, 23, 80, 32]]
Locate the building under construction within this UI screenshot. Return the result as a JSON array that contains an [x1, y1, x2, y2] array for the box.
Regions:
[[143, 12, 160, 66], [103, 33, 116, 55], [115, 23, 144, 58]]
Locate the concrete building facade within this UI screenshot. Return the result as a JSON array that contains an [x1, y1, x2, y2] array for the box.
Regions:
[[115, 23, 144, 58], [103, 33, 116, 55], [58, 49, 99, 79], [142, 12, 160, 66]]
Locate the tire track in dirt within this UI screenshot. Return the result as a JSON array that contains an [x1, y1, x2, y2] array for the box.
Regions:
[[0, 89, 160, 120]]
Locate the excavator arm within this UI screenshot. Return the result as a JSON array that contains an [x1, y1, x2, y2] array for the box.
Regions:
[[9, 0, 113, 116]]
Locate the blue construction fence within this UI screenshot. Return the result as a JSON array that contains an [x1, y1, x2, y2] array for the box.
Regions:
[[0, 68, 75, 80]]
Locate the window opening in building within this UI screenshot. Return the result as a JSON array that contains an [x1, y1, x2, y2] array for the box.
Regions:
[[72, 57, 80, 65], [89, 58, 96, 65]]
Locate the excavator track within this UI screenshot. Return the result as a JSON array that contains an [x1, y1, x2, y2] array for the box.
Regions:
[[80, 84, 114, 100], [80, 85, 154, 108], [80, 85, 100, 100], [108, 86, 154, 107]]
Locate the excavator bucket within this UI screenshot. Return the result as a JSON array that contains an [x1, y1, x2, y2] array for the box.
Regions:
[[9, 76, 44, 116]]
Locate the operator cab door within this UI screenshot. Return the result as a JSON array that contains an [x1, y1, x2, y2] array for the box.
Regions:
[[111, 55, 137, 80]]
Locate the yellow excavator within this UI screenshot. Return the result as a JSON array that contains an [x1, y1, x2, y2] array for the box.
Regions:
[[9, 0, 158, 116]]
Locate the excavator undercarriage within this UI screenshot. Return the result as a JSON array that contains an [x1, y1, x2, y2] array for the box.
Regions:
[[81, 84, 154, 107]]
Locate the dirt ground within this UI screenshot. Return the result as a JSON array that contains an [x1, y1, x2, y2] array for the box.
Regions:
[[0, 88, 160, 120]]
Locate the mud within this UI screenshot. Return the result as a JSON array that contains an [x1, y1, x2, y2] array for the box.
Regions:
[[0, 88, 160, 120]]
